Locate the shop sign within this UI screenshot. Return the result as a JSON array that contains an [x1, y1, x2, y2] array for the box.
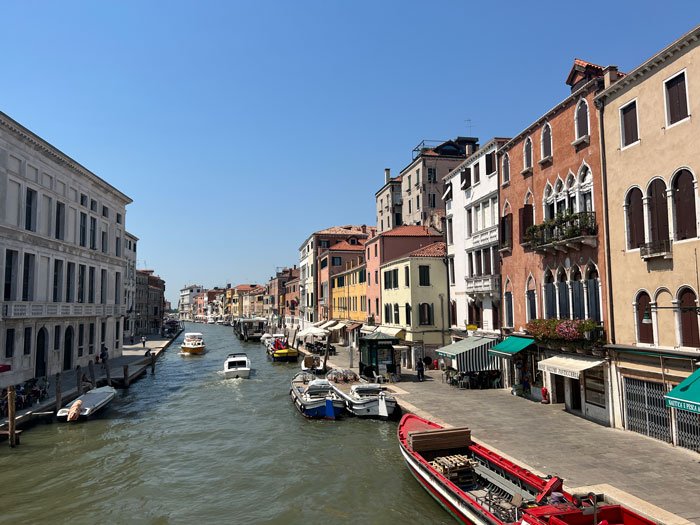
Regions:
[[538, 362, 580, 379]]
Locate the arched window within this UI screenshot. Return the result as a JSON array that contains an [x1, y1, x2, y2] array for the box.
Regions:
[[673, 169, 697, 240], [543, 270, 556, 319], [586, 265, 601, 323], [579, 166, 593, 212], [544, 183, 555, 220], [405, 303, 412, 325], [648, 179, 669, 244], [523, 138, 533, 169], [554, 178, 566, 215], [679, 288, 699, 347], [636, 291, 653, 344], [557, 268, 570, 319], [566, 173, 577, 212], [541, 123, 552, 159], [526, 276, 537, 321], [501, 202, 513, 250], [419, 303, 433, 325], [626, 188, 644, 249], [575, 99, 589, 139], [502, 154, 510, 184], [504, 280, 514, 328], [571, 267, 585, 320]]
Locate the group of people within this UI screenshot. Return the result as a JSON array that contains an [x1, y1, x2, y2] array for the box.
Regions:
[[0, 379, 49, 417]]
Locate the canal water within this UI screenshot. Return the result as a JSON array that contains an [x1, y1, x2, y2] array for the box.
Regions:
[[1, 323, 452, 524]]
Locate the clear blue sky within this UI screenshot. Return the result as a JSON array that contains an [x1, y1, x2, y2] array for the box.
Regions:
[[3, 1, 698, 305]]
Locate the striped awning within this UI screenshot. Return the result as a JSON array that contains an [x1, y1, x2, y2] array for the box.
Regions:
[[437, 336, 502, 373]]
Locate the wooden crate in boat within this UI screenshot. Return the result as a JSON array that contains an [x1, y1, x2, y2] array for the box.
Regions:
[[408, 427, 471, 452], [430, 454, 477, 484]]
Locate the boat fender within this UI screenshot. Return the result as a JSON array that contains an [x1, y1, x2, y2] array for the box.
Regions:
[[67, 400, 83, 422]]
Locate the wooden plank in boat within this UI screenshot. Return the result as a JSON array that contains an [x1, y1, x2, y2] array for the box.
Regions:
[[408, 427, 471, 452]]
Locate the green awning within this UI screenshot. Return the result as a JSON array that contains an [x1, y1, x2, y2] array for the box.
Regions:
[[437, 336, 497, 358], [488, 336, 533, 357], [666, 368, 700, 414]]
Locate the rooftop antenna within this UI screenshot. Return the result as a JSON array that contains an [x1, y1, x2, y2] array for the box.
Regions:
[[465, 118, 473, 135]]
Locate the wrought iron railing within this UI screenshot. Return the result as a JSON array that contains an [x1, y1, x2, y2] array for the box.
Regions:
[[640, 239, 672, 259], [527, 211, 597, 248]]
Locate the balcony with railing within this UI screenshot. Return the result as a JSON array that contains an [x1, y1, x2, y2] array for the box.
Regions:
[[640, 239, 672, 260], [464, 274, 500, 295], [1, 302, 127, 319], [526, 211, 598, 253], [471, 225, 499, 249]]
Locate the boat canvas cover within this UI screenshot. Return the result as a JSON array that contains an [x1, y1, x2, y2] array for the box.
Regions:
[[537, 355, 604, 379], [487, 336, 533, 357], [666, 368, 700, 414], [436, 336, 501, 373]]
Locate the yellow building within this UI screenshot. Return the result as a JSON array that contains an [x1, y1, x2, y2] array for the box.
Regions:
[[596, 26, 700, 449], [379, 242, 448, 367], [330, 262, 367, 347]]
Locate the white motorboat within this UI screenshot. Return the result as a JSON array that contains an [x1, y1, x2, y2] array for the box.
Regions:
[[327, 369, 398, 419], [301, 354, 325, 374], [290, 372, 345, 419], [56, 386, 117, 422], [181, 332, 206, 355], [223, 353, 251, 379]]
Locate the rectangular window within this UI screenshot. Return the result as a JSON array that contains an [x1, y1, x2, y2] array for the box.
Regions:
[[449, 258, 455, 285], [393, 303, 399, 323], [116, 212, 122, 224], [419, 303, 433, 325], [319, 240, 330, 248], [427, 167, 437, 182], [78, 324, 85, 357], [405, 304, 411, 325], [320, 258, 328, 269], [79, 212, 87, 247], [55, 202, 65, 240], [419, 265, 430, 286], [80, 194, 88, 207], [101, 230, 108, 253], [447, 218, 453, 244], [90, 199, 97, 212], [416, 195, 420, 210], [101, 321, 106, 346], [90, 217, 97, 249], [66, 262, 75, 302], [23, 327, 32, 355], [408, 200, 412, 214], [88, 266, 95, 303], [22, 253, 35, 301], [102, 205, 109, 218], [429, 194, 436, 208], [466, 209, 473, 237], [485, 152, 495, 174], [5, 328, 15, 358], [621, 101, 639, 147], [584, 367, 606, 408], [505, 292, 513, 327], [384, 304, 392, 323], [519, 205, 534, 243], [53, 259, 64, 302], [473, 162, 480, 184], [78, 264, 86, 303], [404, 266, 410, 287], [331, 256, 341, 266], [374, 271, 378, 284], [89, 323, 95, 354], [116, 236, 121, 257], [4, 249, 18, 301], [25, 188, 37, 231], [483, 248, 492, 275], [666, 71, 689, 125], [115, 272, 121, 305]]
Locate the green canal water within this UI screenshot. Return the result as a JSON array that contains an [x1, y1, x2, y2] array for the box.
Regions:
[[1, 323, 453, 524]]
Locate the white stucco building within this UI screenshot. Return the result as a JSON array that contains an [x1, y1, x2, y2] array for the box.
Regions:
[[124, 231, 138, 341], [443, 138, 509, 335], [178, 284, 203, 321], [0, 111, 132, 387]]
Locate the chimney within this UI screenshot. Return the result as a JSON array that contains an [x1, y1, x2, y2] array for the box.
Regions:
[[603, 65, 620, 89], [361, 224, 367, 234], [384, 168, 391, 184]]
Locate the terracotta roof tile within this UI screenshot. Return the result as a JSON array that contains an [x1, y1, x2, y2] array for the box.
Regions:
[[381, 225, 442, 237], [329, 240, 365, 251], [408, 242, 446, 258], [316, 225, 369, 235], [573, 58, 604, 70]]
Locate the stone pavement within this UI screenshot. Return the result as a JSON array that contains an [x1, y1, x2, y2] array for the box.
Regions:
[[321, 344, 699, 524]]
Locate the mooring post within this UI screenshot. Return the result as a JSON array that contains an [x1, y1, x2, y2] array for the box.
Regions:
[[7, 385, 16, 448], [105, 363, 112, 387], [55, 372, 62, 412], [123, 364, 130, 387], [88, 360, 96, 387], [76, 365, 83, 395], [151, 353, 156, 375]]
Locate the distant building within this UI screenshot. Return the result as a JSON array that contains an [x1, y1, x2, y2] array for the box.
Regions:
[[124, 232, 138, 340], [375, 168, 402, 234], [179, 284, 204, 321], [283, 276, 300, 328], [136, 270, 165, 335]]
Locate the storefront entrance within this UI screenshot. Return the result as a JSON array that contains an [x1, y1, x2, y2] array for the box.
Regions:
[[624, 377, 671, 443], [570, 378, 582, 411]]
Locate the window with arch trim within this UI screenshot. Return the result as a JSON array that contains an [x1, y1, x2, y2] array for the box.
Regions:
[[502, 154, 510, 184], [541, 123, 552, 159], [557, 268, 569, 319], [575, 99, 589, 139], [526, 277, 537, 321], [504, 285, 514, 328], [625, 188, 644, 249], [543, 270, 556, 319], [636, 291, 653, 344], [673, 169, 697, 240], [648, 179, 669, 245], [586, 265, 601, 323], [523, 138, 533, 170], [679, 287, 700, 347]]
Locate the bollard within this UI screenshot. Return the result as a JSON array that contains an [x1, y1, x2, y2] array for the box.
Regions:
[[105, 363, 112, 387], [123, 364, 130, 387], [151, 353, 156, 375], [7, 385, 16, 448], [88, 360, 96, 388], [55, 372, 62, 412], [76, 365, 83, 395]]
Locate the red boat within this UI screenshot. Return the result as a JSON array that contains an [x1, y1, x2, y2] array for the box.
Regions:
[[398, 414, 655, 525]]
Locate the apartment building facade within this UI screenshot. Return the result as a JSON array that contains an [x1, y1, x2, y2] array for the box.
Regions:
[[178, 284, 203, 321], [375, 168, 402, 234]]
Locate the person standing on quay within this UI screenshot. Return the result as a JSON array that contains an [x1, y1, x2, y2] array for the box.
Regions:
[[416, 358, 425, 382], [141, 336, 146, 348]]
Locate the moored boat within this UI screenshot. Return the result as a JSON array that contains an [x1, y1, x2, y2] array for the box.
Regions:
[[181, 332, 206, 355], [290, 372, 345, 419], [56, 386, 117, 422], [398, 414, 655, 525], [327, 368, 398, 419], [222, 353, 251, 379], [266, 336, 298, 362], [301, 354, 325, 374]]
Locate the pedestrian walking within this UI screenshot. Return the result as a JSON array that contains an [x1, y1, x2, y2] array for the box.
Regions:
[[416, 358, 425, 382], [141, 336, 146, 348], [99, 345, 109, 364]]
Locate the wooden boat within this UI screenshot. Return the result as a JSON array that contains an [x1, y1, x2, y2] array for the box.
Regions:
[[222, 353, 251, 379], [290, 372, 345, 419], [181, 332, 206, 354], [56, 386, 117, 422], [267, 337, 298, 362], [398, 414, 655, 525], [327, 368, 398, 419]]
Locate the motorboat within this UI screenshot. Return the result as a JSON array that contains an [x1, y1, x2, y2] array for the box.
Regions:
[[327, 369, 398, 419], [398, 413, 656, 525], [301, 354, 325, 374], [181, 332, 206, 355], [233, 317, 267, 341], [289, 372, 345, 419], [56, 386, 117, 422], [266, 336, 299, 362], [223, 353, 251, 379]]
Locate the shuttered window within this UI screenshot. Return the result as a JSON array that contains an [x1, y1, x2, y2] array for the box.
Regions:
[[636, 292, 653, 344], [504, 292, 513, 327], [483, 248, 491, 275], [461, 167, 471, 189], [519, 205, 533, 244], [419, 303, 433, 325], [648, 179, 669, 243], [500, 213, 513, 248], [485, 152, 495, 174], [502, 155, 510, 183], [473, 162, 480, 184], [587, 278, 601, 322], [419, 265, 430, 286], [571, 280, 584, 320], [576, 100, 589, 138], [673, 170, 697, 240], [542, 124, 552, 158], [680, 288, 700, 347], [524, 139, 532, 169], [544, 282, 556, 319], [626, 188, 645, 249], [526, 289, 537, 321], [621, 101, 639, 146], [557, 280, 570, 319], [666, 72, 689, 125]]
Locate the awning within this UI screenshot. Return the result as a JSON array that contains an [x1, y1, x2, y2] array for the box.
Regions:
[[319, 320, 336, 329], [437, 336, 501, 373], [312, 321, 326, 327], [329, 322, 346, 331], [346, 322, 362, 331], [488, 336, 534, 357], [360, 325, 377, 334], [377, 326, 405, 338], [537, 355, 604, 379], [666, 368, 700, 414]]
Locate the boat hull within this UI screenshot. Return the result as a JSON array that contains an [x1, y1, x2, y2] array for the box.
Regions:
[[223, 368, 251, 379], [290, 390, 345, 419], [56, 386, 117, 422], [269, 350, 299, 362], [181, 344, 206, 355], [346, 397, 398, 419]]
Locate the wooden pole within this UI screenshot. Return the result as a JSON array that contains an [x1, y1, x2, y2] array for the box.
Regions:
[[150, 353, 156, 375], [88, 360, 96, 387], [323, 339, 330, 372], [76, 365, 83, 395], [123, 364, 130, 387], [105, 363, 111, 387], [55, 372, 62, 412], [7, 385, 16, 448]]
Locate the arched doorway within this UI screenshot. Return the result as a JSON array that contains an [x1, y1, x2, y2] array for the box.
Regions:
[[63, 326, 74, 371], [35, 327, 48, 378]]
